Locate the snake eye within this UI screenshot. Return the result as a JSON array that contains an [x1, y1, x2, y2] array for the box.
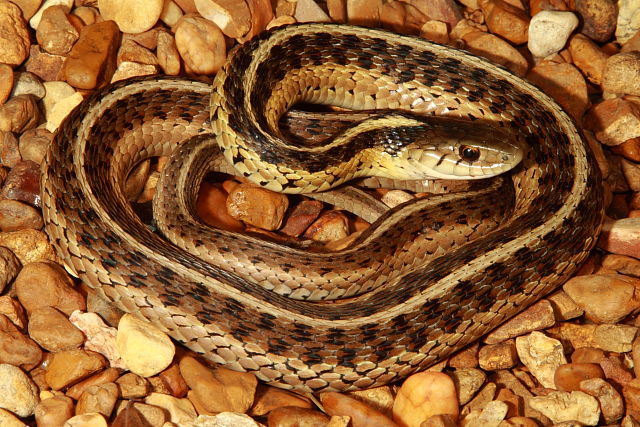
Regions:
[[459, 145, 480, 162]]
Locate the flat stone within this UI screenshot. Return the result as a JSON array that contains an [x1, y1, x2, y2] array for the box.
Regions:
[[0, 363, 39, 417], [44, 349, 107, 390], [174, 14, 227, 75], [28, 306, 84, 352], [116, 314, 174, 377], [98, 0, 164, 34]]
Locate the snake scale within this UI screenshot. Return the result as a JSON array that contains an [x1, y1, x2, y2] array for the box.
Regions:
[[41, 23, 604, 392]]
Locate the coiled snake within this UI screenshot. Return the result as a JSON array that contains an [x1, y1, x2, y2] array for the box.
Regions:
[[42, 24, 604, 392]]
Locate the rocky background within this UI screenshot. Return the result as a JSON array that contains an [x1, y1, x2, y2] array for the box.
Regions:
[[1, 0, 640, 426]]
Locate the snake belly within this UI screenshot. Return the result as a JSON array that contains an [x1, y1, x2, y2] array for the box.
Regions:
[[41, 23, 604, 392]]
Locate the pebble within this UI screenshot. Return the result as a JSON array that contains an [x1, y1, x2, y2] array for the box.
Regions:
[[66, 368, 122, 400], [41, 80, 77, 121], [62, 412, 108, 427], [280, 200, 323, 237], [568, 33, 609, 85], [227, 183, 289, 231], [0, 363, 39, 417], [599, 217, 640, 259], [392, 372, 459, 426], [321, 391, 397, 427], [158, 363, 189, 398], [528, 11, 578, 57], [576, 0, 617, 42], [478, 341, 518, 371], [25, 45, 66, 81], [580, 377, 624, 424], [295, 0, 332, 23], [593, 324, 637, 353], [420, 20, 449, 45], [515, 331, 567, 389], [528, 390, 600, 425], [44, 349, 108, 390], [461, 31, 528, 76], [602, 51, 640, 97], [554, 363, 605, 392], [1, 160, 41, 206], [0, 64, 13, 105], [267, 406, 330, 426], [113, 401, 167, 426], [44, 91, 84, 132], [36, 5, 79, 55], [28, 306, 84, 352], [0, 199, 44, 231], [29, 0, 74, 29], [179, 355, 257, 414], [348, 385, 395, 418], [116, 313, 175, 377], [526, 62, 588, 121], [174, 14, 227, 75], [303, 210, 350, 243], [0, 95, 41, 133], [464, 400, 508, 427], [615, 0, 640, 44], [75, 382, 118, 418], [0, 313, 43, 370], [448, 368, 486, 405], [18, 127, 52, 164], [62, 20, 121, 90], [546, 290, 584, 321], [144, 392, 197, 425], [157, 30, 181, 75], [35, 395, 75, 427], [69, 311, 124, 369], [250, 384, 312, 416], [0, 129, 21, 169], [0, 229, 57, 265], [15, 261, 85, 315], [589, 99, 640, 147], [116, 372, 150, 399], [98, 0, 164, 34], [0, 1, 31, 66], [563, 273, 640, 323], [117, 38, 158, 66], [110, 61, 158, 83], [478, 0, 529, 45], [160, 0, 183, 26], [347, 0, 381, 27], [448, 343, 479, 369], [0, 408, 26, 427], [0, 247, 21, 294], [11, 72, 45, 99], [485, 300, 555, 344], [194, 0, 252, 39], [0, 295, 27, 330]]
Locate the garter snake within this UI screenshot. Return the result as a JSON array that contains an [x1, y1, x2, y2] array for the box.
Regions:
[[41, 24, 604, 392]]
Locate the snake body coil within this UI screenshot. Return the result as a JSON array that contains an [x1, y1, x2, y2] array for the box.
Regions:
[[42, 24, 603, 392]]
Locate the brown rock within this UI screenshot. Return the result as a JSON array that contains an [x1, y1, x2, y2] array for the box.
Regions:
[[571, 347, 605, 364], [227, 183, 289, 231], [267, 406, 330, 426], [448, 343, 479, 369], [554, 363, 605, 391], [347, 0, 382, 27], [72, 6, 99, 26], [280, 200, 324, 237], [0, 296, 27, 330], [113, 401, 166, 427], [10, 0, 42, 21], [460, 382, 496, 417], [179, 355, 257, 413], [526, 62, 588, 121], [613, 137, 640, 163], [303, 210, 350, 242], [563, 273, 640, 323], [321, 391, 397, 427], [593, 324, 637, 353], [485, 300, 555, 344], [19, 127, 52, 164], [36, 5, 79, 55], [174, 14, 227, 75], [479, 0, 529, 45], [408, 0, 463, 30], [393, 372, 458, 426], [62, 20, 121, 90], [240, 0, 274, 42], [0, 1, 31, 66], [575, 0, 617, 42], [34, 395, 75, 427], [579, 377, 624, 424], [624, 381, 640, 421], [0, 95, 41, 133], [28, 306, 84, 352], [157, 30, 181, 76], [1, 160, 40, 207], [99, 0, 164, 34], [568, 33, 609, 85], [159, 363, 189, 398], [116, 314, 174, 377], [75, 382, 118, 418], [546, 290, 584, 320], [196, 182, 244, 232], [115, 372, 150, 399], [515, 331, 566, 389], [0, 199, 43, 231], [600, 354, 633, 388], [0, 229, 57, 265], [194, 0, 252, 39], [110, 61, 157, 83], [349, 386, 395, 418], [25, 45, 66, 82], [0, 65, 12, 105], [144, 392, 197, 424], [528, 391, 600, 425], [462, 31, 529, 76], [602, 51, 640, 96], [420, 20, 449, 45], [66, 367, 121, 400], [495, 387, 523, 418], [380, 1, 428, 35], [599, 217, 640, 258], [478, 341, 518, 371], [251, 384, 312, 416], [45, 349, 108, 390], [448, 368, 486, 406], [0, 314, 42, 370], [15, 261, 85, 316], [116, 39, 158, 66]]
